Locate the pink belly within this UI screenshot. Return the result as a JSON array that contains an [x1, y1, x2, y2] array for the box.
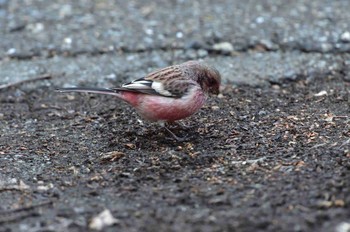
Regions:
[[136, 91, 207, 122]]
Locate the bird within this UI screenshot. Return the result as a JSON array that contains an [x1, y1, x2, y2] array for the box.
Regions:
[[56, 60, 221, 141]]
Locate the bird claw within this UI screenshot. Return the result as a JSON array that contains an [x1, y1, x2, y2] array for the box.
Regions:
[[173, 121, 193, 130]]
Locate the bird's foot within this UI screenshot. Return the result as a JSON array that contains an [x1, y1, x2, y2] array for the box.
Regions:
[[173, 121, 193, 130], [163, 126, 189, 142]]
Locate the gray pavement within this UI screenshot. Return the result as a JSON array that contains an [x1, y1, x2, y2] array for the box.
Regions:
[[1, 0, 350, 87]]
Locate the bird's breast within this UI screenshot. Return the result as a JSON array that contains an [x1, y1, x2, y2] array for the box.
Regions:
[[136, 87, 207, 122]]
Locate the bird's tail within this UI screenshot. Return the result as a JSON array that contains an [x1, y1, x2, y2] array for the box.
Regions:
[[56, 87, 121, 96]]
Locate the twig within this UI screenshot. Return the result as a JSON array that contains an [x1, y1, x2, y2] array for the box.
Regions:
[[0, 201, 53, 224], [231, 157, 267, 165], [0, 74, 52, 90], [340, 139, 350, 148], [311, 143, 327, 149], [0, 180, 30, 192]]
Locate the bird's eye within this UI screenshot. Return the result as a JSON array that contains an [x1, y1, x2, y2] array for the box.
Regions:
[[208, 78, 216, 85]]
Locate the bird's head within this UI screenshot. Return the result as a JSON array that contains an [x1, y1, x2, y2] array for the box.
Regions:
[[194, 63, 221, 95]]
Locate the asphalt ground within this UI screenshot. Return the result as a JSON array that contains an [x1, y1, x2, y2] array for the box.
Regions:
[[0, 1, 350, 231]]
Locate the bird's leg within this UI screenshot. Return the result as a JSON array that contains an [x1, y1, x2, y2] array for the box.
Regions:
[[164, 126, 187, 142], [159, 122, 187, 142]]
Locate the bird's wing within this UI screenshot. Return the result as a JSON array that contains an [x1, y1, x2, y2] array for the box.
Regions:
[[116, 65, 196, 98]]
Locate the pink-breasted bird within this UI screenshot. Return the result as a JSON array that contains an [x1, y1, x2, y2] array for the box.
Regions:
[[57, 60, 221, 141]]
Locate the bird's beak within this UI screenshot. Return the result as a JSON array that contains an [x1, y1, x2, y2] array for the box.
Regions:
[[211, 87, 220, 95]]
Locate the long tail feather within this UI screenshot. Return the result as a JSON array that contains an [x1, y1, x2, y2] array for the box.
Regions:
[[56, 87, 121, 96]]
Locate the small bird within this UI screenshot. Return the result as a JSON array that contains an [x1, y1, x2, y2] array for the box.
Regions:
[[57, 60, 221, 141]]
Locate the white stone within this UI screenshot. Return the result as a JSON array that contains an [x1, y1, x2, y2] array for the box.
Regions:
[[340, 31, 350, 42], [89, 209, 119, 231], [213, 42, 234, 53]]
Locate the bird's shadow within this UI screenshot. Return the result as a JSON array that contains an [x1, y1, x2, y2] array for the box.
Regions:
[[138, 124, 197, 144]]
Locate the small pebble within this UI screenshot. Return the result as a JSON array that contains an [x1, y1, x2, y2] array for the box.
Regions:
[[213, 42, 234, 53], [314, 90, 327, 97], [340, 31, 350, 42]]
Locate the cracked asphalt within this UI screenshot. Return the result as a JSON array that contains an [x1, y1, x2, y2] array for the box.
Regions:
[[0, 1, 350, 231]]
